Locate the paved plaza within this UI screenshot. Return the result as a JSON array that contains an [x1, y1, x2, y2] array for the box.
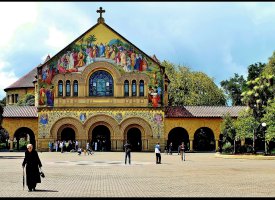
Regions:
[[1, 151, 275, 197]]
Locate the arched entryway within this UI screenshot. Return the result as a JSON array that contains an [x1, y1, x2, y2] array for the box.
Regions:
[[56, 124, 77, 152], [60, 127, 75, 141], [14, 127, 35, 151], [91, 125, 111, 151], [126, 127, 142, 152], [167, 127, 189, 152], [193, 127, 215, 151]]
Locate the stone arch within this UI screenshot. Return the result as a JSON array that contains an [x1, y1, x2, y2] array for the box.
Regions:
[[50, 117, 84, 140], [193, 127, 215, 151], [167, 127, 190, 152], [57, 125, 76, 141], [13, 127, 36, 151], [120, 117, 153, 140], [84, 114, 120, 140], [82, 61, 122, 85]]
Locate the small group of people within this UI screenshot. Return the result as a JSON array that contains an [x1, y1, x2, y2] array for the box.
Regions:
[[77, 142, 94, 156], [155, 142, 185, 164], [22, 141, 186, 192]]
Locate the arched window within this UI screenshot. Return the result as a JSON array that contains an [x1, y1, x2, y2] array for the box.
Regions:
[[139, 80, 144, 97], [132, 80, 136, 96], [58, 80, 63, 97], [73, 80, 78, 96], [124, 80, 129, 97], [89, 70, 113, 96], [66, 80, 71, 96]]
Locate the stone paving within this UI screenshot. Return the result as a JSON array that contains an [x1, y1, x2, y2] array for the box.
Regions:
[[1, 151, 275, 197]]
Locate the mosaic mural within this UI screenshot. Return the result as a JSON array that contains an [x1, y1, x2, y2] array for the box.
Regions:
[[38, 24, 164, 107], [38, 110, 164, 139]]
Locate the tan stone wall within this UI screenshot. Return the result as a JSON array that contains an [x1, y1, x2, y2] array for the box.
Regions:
[[2, 112, 229, 152], [2, 117, 38, 139], [37, 107, 164, 151], [164, 118, 222, 140], [164, 117, 224, 151], [6, 88, 34, 105]]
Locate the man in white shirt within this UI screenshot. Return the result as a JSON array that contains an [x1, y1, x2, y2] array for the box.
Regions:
[[155, 142, 161, 164]]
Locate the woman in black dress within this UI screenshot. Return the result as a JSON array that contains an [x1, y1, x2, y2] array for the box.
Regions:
[[22, 144, 42, 192]]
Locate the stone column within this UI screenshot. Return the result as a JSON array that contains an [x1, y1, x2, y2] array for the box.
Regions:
[[63, 82, 66, 97], [129, 83, 132, 97], [215, 139, 219, 152], [71, 83, 73, 97], [142, 139, 147, 151], [137, 82, 140, 97], [9, 140, 14, 151], [189, 139, 194, 152], [241, 139, 245, 146]]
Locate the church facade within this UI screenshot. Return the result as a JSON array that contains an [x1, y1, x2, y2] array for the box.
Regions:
[[2, 8, 245, 152]]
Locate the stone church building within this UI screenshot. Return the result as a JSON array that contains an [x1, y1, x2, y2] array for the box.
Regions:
[[2, 8, 245, 152]]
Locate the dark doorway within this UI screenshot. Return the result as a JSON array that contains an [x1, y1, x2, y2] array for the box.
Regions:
[[14, 127, 35, 151], [61, 128, 75, 142], [167, 127, 189, 152], [91, 125, 111, 151], [127, 128, 142, 152], [194, 127, 215, 151]]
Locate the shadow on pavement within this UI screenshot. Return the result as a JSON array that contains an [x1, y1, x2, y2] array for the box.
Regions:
[[34, 189, 58, 192], [0, 156, 24, 159]]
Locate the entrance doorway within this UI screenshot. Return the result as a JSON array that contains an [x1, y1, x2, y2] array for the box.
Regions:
[[61, 127, 75, 142], [167, 127, 189, 152], [127, 128, 142, 152], [193, 127, 215, 151], [14, 127, 35, 151], [91, 125, 111, 151]]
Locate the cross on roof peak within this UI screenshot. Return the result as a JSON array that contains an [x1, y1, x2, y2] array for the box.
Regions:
[[97, 7, 105, 23]]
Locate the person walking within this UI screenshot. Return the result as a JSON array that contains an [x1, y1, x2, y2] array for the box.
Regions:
[[124, 140, 131, 165], [22, 144, 43, 192], [169, 142, 173, 155], [155, 142, 161, 164], [180, 142, 185, 161]]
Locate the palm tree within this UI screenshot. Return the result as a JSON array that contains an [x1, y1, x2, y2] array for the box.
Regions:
[[86, 35, 97, 47]]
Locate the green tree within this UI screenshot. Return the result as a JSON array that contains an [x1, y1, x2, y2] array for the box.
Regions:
[[241, 75, 275, 121], [220, 113, 236, 152], [247, 62, 265, 81], [0, 97, 6, 107], [262, 51, 275, 76], [234, 108, 258, 147], [162, 60, 226, 106], [16, 94, 35, 106], [262, 100, 275, 143], [0, 104, 3, 126], [85, 34, 97, 47], [220, 73, 246, 106]]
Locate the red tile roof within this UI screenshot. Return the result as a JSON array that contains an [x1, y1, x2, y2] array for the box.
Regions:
[[165, 106, 247, 118], [4, 67, 37, 91], [2, 106, 245, 118], [3, 106, 38, 118]]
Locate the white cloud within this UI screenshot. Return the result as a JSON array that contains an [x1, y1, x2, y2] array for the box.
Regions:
[[0, 2, 38, 49], [45, 26, 73, 53], [0, 61, 19, 99], [222, 44, 247, 79], [239, 2, 275, 25]]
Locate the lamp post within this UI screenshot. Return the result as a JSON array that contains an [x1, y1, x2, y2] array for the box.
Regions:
[[262, 122, 267, 155]]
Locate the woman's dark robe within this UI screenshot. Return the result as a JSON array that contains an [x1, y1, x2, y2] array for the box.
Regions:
[[22, 150, 42, 187]]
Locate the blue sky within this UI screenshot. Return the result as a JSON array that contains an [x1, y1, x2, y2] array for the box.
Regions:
[[1, 2, 275, 99]]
